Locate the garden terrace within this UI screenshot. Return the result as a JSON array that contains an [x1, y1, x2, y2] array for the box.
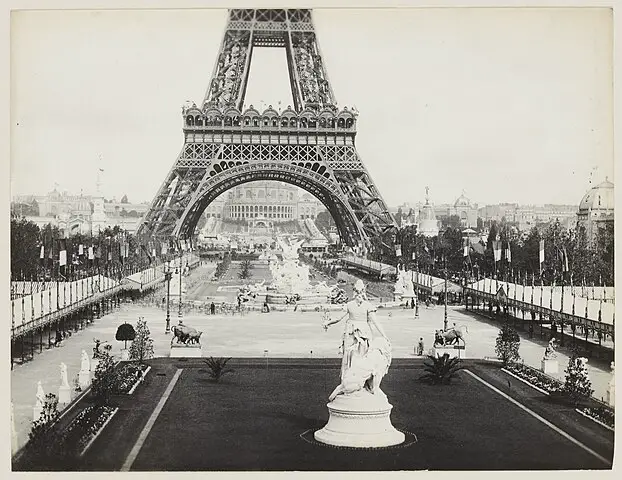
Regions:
[[14, 358, 614, 471]]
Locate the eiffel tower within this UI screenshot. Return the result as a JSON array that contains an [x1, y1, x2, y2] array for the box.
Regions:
[[138, 8, 396, 255]]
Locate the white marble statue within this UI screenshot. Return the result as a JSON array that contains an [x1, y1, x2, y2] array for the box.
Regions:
[[543, 338, 558, 360], [323, 279, 392, 396], [80, 350, 90, 373], [276, 236, 305, 261], [36, 381, 45, 406], [60, 362, 69, 388]]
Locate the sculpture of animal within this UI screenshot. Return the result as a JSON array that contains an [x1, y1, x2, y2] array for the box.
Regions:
[[434, 325, 469, 346], [186, 331, 203, 345], [171, 325, 200, 345]]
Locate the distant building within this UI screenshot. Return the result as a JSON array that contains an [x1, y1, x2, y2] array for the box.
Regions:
[[576, 178, 614, 242], [12, 188, 149, 235], [219, 181, 324, 223], [448, 192, 478, 228]]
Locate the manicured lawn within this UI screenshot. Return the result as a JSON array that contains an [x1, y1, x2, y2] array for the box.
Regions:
[[98, 359, 613, 471]]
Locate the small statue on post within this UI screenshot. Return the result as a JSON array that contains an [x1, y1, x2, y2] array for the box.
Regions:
[[541, 338, 559, 374]]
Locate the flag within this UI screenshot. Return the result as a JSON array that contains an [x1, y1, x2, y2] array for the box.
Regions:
[[59, 239, 67, 267], [539, 240, 545, 265], [493, 240, 502, 262], [47, 243, 54, 269]]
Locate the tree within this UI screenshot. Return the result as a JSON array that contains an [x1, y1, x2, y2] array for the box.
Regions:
[[91, 350, 116, 405], [420, 354, 464, 385], [129, 317, 154, 363], [495, 324, 521, 366], [562, 354, 593, 405], [11, 217, 41, 279], [115, 322, 136, 349], [315, 211, 334, 234]]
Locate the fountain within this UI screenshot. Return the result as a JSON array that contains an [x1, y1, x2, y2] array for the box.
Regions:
[[260, 236, 332, 305]]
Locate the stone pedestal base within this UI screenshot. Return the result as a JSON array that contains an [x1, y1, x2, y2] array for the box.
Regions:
[[432, 345, 466, 359], [541, 358, 559, 375], [58, 385, 71, 405], [170, 344, 202, 358], [314, 391, 404, 448], [79, 370, 91, 390]]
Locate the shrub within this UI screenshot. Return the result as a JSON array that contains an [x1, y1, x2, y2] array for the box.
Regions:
[[562, 355, 593, 406], [91, 351, 116, 406], [27, 393, 70, 465], [420, 354, 464, 385], [203, 357, 234, 382], [495, 324, 521, 366], [129, 317, 154, 364]]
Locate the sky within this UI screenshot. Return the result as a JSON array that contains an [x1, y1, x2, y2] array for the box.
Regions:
[[10, 7, 613, 208]]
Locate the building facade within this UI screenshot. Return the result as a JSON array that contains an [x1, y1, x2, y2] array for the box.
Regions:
[[217, 181, 324, 222], [576, 179, 614, 242]]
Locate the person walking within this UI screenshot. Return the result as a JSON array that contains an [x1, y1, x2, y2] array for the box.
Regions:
[[416, 337, 425, 356]]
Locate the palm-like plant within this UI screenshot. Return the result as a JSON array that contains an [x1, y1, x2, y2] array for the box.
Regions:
[[420, 353, 464, 385], [203, 357, 235, 382]]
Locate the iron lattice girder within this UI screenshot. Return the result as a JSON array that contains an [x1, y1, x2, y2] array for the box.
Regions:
[[138, 8, 397, 254], [204, 8, 335, 112]]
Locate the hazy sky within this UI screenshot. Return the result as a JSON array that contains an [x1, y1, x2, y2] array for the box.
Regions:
[[10, 7, 613, 208]]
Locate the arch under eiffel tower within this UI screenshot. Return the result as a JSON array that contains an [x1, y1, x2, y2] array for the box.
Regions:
[[138, 8, 396, 255]]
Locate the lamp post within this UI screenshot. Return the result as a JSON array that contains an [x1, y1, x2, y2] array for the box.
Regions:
[[178, 247, 183, 321], [164, 261, 172, 334], [444, 255, 448, 331]]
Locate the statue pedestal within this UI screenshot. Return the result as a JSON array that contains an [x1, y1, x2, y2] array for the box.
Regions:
[[541, 358, 558, 375], [315, 391, 404, 448], [170, 344, 202, 358], [432, 345, 466, 359], [58, 385, 71, 405], [79, 370, 91, 390]]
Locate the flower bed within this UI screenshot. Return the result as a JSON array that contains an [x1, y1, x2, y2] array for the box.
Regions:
[[576, 406, 615, 430], [112, 362, 150, 395], [60, 405, 118, 456], [503, 363, 563, 395]]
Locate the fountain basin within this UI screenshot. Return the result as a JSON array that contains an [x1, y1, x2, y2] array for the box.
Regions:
[[265, 293, 329, 305]]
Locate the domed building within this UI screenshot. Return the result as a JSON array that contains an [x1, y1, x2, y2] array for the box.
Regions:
[[417, 188, 439, 237], [576, 178, 614, 242], [449, 191, 478, 228]]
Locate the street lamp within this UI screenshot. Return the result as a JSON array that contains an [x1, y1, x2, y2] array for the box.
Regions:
[[164, 261, 172, 334], [178, 248, 183, 321], [444, 255, 448, 331]]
